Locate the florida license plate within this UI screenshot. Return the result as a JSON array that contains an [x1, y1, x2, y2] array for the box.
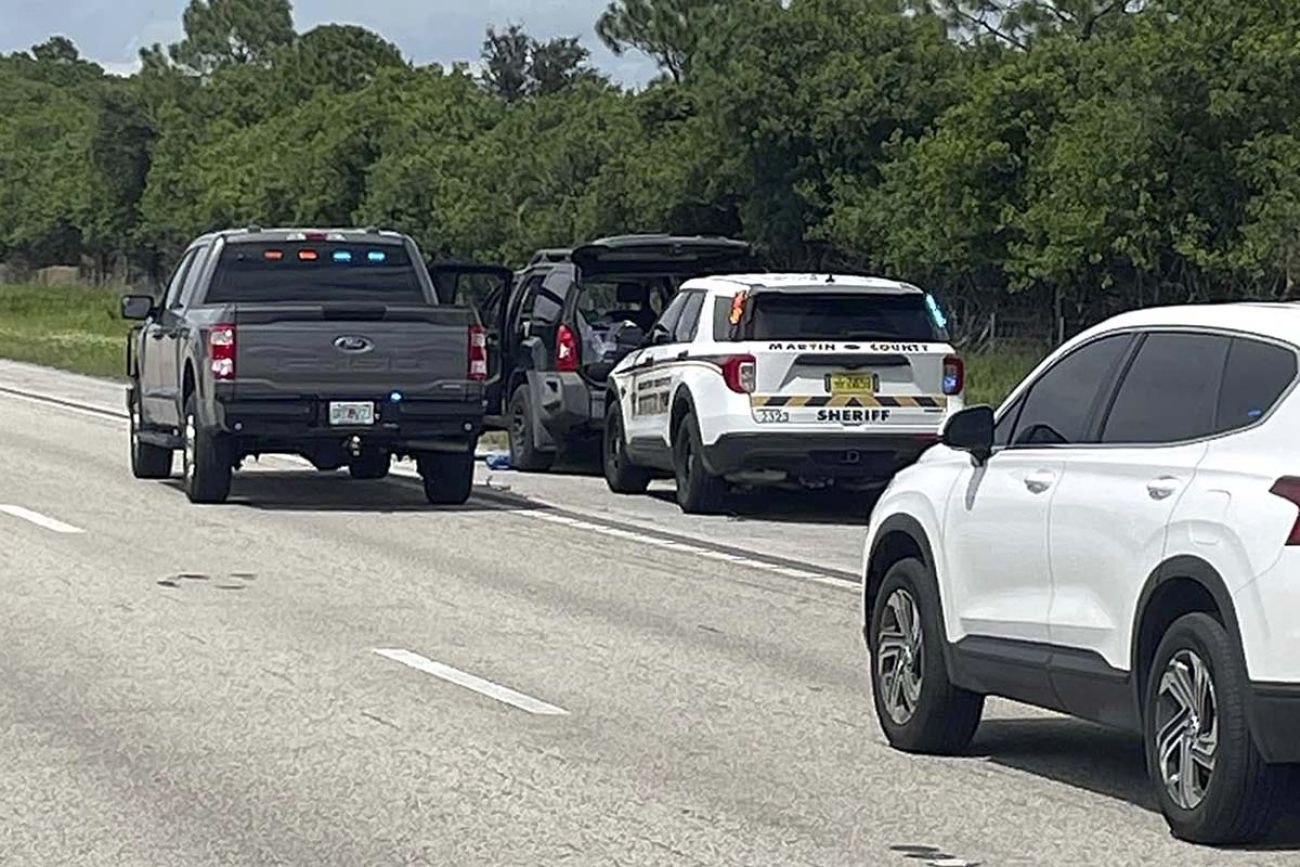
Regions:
[[329, 401, 375, 426], [828, 373, 878, 395]]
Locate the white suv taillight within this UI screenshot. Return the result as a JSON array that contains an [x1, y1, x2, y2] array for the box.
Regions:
[[721, 355, 756, 394], [943, 355, 965, 396], [1270, 477, 1300, 545], [468, 325, 488, 382], [209, 324, 236, 380]]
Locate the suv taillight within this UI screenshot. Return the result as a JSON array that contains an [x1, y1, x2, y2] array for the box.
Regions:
[[721, 355, 756, 394], [943, 355, 965, 396], [468, 325, 488, 382], [1270, 477, 1300, 545], [556, 324, 579, 373], [209, 324, 236, 380]]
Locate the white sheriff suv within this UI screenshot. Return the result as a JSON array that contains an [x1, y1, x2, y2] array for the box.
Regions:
[[862, 303, 1300, 844], [601, 274, 963, 513]]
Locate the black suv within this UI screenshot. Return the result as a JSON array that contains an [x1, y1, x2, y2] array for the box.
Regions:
[[434, 235, 752, 470]]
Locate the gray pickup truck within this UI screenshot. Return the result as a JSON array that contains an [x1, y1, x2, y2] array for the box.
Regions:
[[121, 228, 487, 505]]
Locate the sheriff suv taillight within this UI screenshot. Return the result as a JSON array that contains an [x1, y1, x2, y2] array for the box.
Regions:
[[1269, 477, 1300, 545], [468, 325, 488, 382], [556, 324, 579, 373], [721, 355, 756, 394], [943, 355, 965, 396], [209, 324, 236, 380]]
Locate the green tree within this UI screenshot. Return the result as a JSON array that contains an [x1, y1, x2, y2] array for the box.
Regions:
[[170, 0, 296, 75]]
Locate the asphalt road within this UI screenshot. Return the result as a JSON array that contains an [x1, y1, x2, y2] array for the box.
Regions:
[[2, 359, 1297, 866]]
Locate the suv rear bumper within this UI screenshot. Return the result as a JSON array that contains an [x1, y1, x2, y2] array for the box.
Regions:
[[214, 397, 482, 447], [701, 432, 940, 479], [1249, 682, 1300, 763]]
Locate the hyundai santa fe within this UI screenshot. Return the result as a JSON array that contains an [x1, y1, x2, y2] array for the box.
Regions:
[[862, 303, 1300, 844]]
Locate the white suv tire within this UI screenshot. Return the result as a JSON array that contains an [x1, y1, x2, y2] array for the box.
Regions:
[[869, 558, 984, 754], [1144, 613, 1292, 844]]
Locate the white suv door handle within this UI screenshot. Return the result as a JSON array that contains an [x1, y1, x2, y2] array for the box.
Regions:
[[1024, 469, 1057, 494], [1147, 477, 1182, 501]]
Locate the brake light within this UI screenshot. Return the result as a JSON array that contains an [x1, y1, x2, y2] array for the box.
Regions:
[[469, 325, 488, 381], [556, 324, 579, 373], [1270, 478, 1300, 545], [209, 324, 236, 380], [304, 232, 328, 241], [721, 354, 756, 394], [943, 355, 965, 396]]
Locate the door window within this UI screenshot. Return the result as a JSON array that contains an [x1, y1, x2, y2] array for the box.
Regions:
[[674, 292, 707, 343], [1215, 338, 1297, 434], [160, 250, 197, 309], [173, 245, 210, 308], [652, 293, 691, 344], [533, 270, 572, 325], [1008, 334, 1132, 447], [1101, 332, 1230, 444]]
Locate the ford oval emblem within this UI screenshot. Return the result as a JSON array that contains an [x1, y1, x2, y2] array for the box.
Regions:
[[334, 335, 374, 354]]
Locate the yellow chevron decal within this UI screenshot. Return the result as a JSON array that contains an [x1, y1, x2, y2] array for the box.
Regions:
[[750, 395, 949, 409]]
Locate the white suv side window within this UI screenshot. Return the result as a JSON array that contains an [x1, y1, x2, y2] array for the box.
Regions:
[[1099, 332, 1230, 444], [1005, 333, 1132, 447]]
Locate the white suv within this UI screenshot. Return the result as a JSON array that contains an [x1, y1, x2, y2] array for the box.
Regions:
[[862, 304, 1300, 843], [601, 274, 964, 512]]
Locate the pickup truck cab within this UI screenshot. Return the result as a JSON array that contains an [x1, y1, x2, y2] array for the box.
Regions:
[[121, 228, 487, 505], [602, 274, 963, 513], [435, 235, 752, 471]]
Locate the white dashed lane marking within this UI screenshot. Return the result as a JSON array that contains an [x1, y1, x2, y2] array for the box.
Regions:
[[372, 648, 570, 716], [0, 504, 85, 534]]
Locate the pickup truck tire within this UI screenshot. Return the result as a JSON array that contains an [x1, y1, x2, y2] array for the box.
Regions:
[[182, 395, 232, 504], [603, 402, 651, 494], [418, 452, 474, 505], [130, 388, 172, 480], [508, 385, 554, 472], [673, 411, 728, 515], [348, 451, 391, 480]]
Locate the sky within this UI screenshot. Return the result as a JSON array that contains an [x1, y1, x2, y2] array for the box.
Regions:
[[0, 0, 659, 84]]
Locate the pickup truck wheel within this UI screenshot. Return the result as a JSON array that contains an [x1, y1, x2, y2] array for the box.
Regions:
[[508, 385, 554, 472], [603, 402, 651, 494], [130, 390, 172, 480], [672, 411, 727, 515], [418, 452, 474, 505], [182, 395, 232, 504], [348, 451, 391, 480]]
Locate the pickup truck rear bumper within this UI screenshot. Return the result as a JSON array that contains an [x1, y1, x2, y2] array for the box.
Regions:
[[701, 432, 940, 480], [214, 397, 482, 447]]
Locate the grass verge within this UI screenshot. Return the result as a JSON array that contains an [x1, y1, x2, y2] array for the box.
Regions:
[[0, 283, 131, 379]]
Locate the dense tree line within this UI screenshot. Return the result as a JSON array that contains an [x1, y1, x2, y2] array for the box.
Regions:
[[2, 0, 1298, 340]]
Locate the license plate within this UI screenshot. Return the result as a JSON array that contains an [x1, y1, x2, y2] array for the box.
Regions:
[[828, 373, 878, 395], [329, 401, 375, 426]]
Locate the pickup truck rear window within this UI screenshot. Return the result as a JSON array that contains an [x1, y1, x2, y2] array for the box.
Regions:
[[205, 242, 425, 304], [742, 293, 946, 342]]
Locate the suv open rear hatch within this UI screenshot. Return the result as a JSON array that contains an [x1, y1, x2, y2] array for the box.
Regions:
[[571, 235, 753, 277]]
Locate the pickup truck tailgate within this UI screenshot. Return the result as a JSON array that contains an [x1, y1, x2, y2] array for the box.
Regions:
[[232, 304, 476, 400]]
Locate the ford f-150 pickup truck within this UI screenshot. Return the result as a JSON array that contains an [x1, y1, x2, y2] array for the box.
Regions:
[[121, 228, 488, 505]]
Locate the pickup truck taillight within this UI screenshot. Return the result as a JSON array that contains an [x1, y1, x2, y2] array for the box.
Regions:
[[943, 355, 965, 396], [721, 355, 756, 394], [469, 325, 488, 382], [556, 324, 579, 373], [209, 324, 236, 380]]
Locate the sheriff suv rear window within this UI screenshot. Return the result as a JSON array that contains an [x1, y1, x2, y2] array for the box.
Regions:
[[742, 293, 946, 342], [205, 242, 425, 304]]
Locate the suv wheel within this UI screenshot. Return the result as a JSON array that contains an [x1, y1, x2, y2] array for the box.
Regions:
[[348, 450, 391, 480], [508, 385, 554, 472], [129, 388, 172, 479], [672, 411, 727, 514], [869, 558, 984, 754], [1145, 612, 1288, 844], [181, 394, 232, 504], [418, 451, 474, 505], [603, 401, 651, 494]]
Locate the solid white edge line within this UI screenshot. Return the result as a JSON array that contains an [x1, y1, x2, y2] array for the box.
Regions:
[[372, 648, 569, 716], [0, 504, 85, 534]]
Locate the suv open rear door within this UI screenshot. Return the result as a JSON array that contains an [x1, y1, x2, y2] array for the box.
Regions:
[[428, 262, 515, 417], [571, 235, 753, 278]]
